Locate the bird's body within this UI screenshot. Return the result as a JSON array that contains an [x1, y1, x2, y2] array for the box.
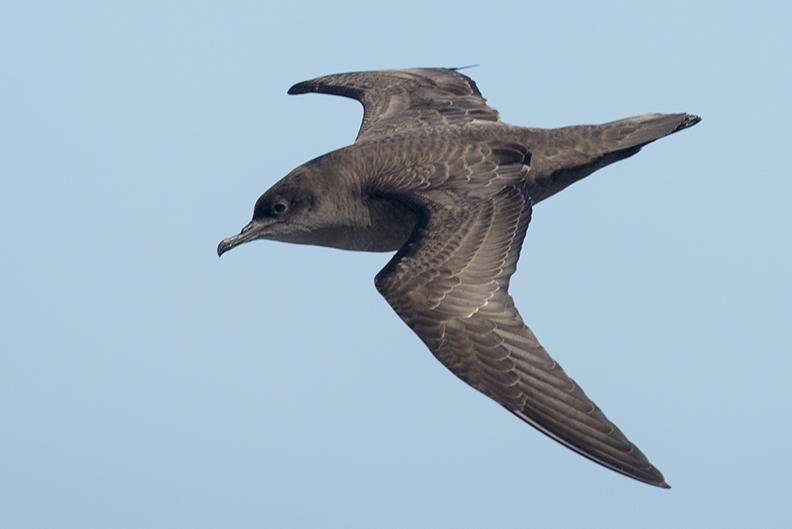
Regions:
[[218, 67, 700, 488]]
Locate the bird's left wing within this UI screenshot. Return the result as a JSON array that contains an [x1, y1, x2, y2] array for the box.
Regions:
[[374, 184, 669, 488], [287, 67, 500, 142]]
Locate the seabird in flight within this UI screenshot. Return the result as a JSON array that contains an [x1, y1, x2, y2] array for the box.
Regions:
[[218, 67, 700, 488]]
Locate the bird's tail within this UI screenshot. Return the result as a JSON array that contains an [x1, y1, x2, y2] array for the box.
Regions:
[[530, 113, 701, 203], [593, 113, 702, 152]]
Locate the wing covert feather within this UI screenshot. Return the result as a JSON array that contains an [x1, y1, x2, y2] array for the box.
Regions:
[[288, 67, 500, 141], [375, 185, 669, 488]]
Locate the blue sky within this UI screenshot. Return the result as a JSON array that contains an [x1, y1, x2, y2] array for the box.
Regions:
[[1, 1, 790, 527]]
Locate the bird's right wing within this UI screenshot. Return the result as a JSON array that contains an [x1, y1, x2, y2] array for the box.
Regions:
[[287, 67, 500, 142], [374, 184, 669, 488]]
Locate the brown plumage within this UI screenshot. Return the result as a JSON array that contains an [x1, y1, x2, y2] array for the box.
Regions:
[[218, 67, 701, 488]]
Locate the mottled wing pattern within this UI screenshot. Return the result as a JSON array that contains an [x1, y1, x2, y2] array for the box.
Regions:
[[288, 68, 500, 141], [376, 140, 532, 200], [375, 185, 669, 488]]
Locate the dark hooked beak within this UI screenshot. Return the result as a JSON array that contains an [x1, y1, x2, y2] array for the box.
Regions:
[[217, 220, 263, 257]]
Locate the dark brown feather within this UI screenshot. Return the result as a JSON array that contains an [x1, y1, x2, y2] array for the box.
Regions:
[[235, 67, 703, 487], [375, 184, 669, 488], [288, 68, 500, 141]]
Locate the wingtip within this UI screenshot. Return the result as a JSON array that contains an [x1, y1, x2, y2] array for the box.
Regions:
[[642, 465, 671, 489], [644, 468, 671, 489], [287, 81, 315, 95]]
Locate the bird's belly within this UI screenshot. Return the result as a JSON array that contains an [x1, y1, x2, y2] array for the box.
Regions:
[[278, 223, 412, 252], [314, 224, 412, 252]]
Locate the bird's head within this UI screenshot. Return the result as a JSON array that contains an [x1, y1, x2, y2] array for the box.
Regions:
[[217, 167, 326, 256]]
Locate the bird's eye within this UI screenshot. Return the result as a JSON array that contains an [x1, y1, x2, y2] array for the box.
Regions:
[[272, 201, 288, 215]]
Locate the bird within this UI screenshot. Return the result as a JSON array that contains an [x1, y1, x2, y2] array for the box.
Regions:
[[217, 67, 700, 488]]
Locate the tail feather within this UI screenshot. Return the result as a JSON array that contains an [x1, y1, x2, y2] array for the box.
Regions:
[[675, 113, 703, 132], [598, 113, 702, 152], [529, 113, 701, 204]]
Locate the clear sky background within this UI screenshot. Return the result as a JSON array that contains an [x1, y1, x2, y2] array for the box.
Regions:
[[2, 1, 790, 528]]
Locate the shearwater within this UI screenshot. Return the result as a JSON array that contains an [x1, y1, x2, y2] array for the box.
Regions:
[[218, 67, 700, 488]]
